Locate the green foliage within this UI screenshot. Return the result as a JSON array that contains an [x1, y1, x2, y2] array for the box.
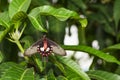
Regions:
[[0, 62, 34, 80], [0, 11, 10, 42], [57, 56, 90, 80], [87, 70, 120, 80], [0, 0, 120, 80], [9, 0, 31, 18]]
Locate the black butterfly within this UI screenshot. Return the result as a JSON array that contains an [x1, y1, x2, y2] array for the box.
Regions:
[[24, 35, 66, 61]]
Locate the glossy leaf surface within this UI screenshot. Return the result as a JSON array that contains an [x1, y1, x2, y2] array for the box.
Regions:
[[0, 62, 34, 80], [9, 0, 31, 18], [57, 56, 90, 80], [87, 70, 120, 80]]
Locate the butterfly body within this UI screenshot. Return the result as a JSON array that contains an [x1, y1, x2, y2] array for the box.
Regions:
[[43, 37, 48, 51], [37, 37, 53, 57]]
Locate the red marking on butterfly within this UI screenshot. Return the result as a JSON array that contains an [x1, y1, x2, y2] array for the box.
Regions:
[[24, 35, 66, 61]]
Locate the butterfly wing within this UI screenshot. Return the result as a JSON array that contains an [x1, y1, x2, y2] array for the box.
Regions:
[[47, 38, 66, 56], [24, 39, 43, 56]]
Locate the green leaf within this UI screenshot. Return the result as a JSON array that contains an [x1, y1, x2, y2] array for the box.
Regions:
[[57, 56, 90, 80], [29, 5, 87, 29], [0, 62, 34, 80], [31, 0, 50, 6], [9, 0, 31, 18], [62, 45, 120, 64], [32, 55, 44, 72], [0, 28, 10, 42], [0, 11, 10, 28], [113, 0, 120, 27], [57, 76, 68, 80], [39, 5, 79, 21], [65, 66, 83, 80], [28, 8, 47, 32], [0, 12, 10, 42], [49, 55, 66, 74], [103, 43, 120, 51], [47, 69, 56, 80], [0, 51, 4, 63], [20, 68, 34, 80], [12, 11, 27, 23], [87, 70, 120, 80]]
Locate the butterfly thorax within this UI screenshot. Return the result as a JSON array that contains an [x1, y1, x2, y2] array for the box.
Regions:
[[43, 38, 48, 51], [37, 37, 53, 57]]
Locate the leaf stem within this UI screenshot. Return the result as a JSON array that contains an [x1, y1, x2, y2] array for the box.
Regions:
[[16, 40, 28, 60], [16, 41, 24, 53], [78, 27, 86, 45]]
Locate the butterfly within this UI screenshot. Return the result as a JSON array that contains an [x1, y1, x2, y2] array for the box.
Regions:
[[24, 35, 66, 61]]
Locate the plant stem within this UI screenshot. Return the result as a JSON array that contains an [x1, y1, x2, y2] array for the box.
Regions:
[[78, 27, 86, 45], [16, 41, 24, 53], [16, 40, 28, 60]]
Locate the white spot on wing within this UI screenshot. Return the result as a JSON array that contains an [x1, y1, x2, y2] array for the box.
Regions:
[[40, 47, 44, 51], [46, 47, 50, 51]]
